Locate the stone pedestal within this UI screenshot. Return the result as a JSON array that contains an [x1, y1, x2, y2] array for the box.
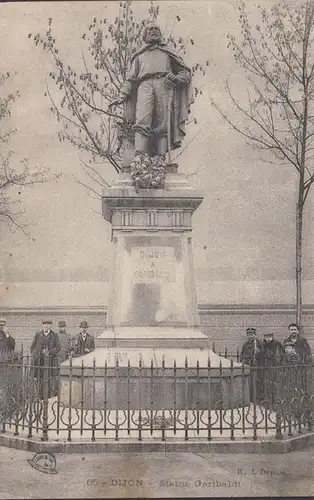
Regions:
[[60, 170, 250, 411], [101, 171, 205, 344], [60, 348, 250, 410]]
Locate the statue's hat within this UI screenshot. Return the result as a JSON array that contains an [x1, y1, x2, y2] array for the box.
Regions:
[[143, 20, 162, 42]]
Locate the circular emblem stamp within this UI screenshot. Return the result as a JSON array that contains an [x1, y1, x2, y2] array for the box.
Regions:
[[27, 452, 57, 474]]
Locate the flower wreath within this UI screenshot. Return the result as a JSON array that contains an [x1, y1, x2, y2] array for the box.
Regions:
[[130, 152, 167, 189]]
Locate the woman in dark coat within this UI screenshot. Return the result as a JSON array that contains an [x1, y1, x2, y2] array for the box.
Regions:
[[260, 333, 284, 405], [282, 342, 301, 399]]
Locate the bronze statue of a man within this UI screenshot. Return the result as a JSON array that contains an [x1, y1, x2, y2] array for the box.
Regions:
[[114, 21, 194, 159]]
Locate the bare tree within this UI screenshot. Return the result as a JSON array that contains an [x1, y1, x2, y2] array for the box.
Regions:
[[212, 1, 314, 326], [0, 73, 58, 236], [29, 1, 207, 194]]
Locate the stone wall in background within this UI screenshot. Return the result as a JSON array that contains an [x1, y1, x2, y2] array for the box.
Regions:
[[1, 304, 313, 355]]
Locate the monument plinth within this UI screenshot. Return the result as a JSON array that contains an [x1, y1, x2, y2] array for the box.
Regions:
[[98, 171, 208, 348]]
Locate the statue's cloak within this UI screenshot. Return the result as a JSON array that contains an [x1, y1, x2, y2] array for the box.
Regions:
[[124, 43, 194, 151]]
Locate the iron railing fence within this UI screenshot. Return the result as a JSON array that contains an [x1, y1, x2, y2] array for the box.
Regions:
[[0, 352, 313, 443]]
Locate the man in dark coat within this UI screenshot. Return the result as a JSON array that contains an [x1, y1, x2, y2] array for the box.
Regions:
[[284, 323, 312, 393], [260, 333, 284, 405], [30, 320, 61, 398], [240, 327, 263, 402], [284, 323, 312, 364], [0, 318, 15, 359], [240, 327, 263, 365], [72, 320, 95, 357]]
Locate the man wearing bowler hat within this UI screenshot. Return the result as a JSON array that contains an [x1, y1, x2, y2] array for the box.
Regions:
[[30, 320, 61, 398], [72, 320, 95, 357], [0, 318, 15, 358]]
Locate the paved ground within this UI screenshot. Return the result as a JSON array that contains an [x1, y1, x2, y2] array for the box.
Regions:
[[1, 445, 314, 498]]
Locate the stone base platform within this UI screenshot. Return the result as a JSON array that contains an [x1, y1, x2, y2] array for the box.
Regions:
[[96, 327, 210, 348], [60, 348, 250, 410]]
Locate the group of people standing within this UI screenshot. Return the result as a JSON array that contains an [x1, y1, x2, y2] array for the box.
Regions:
[[30, 319, 96, 397], [0, 317, 96, 398], [240, 323, 312, 404], [30, 319, 95, 362]]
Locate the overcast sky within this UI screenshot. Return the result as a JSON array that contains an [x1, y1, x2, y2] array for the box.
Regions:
[[1, 0, 313, 294]]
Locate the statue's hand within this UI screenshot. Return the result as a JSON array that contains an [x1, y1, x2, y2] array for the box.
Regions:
[[165, 72, 178, 88]]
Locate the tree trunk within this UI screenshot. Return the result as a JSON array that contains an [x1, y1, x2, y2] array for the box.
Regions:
[[296, 200, 303, 326]]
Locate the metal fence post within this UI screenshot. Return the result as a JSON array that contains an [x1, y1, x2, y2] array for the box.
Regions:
[[230, 358, 235, 441], [115, 355, 119, 442], [1, 356, 9, 434], [67, 355, 73, 442], [207, 354, 212, 441], [150, 358, 154, 436], [138, 355, 142, 442], [275, 366, 283, 440], [92, 357, 96, 442], [14, 352, 23, 436], [41, 354, 49, 442], [173, 359, 177, 436], [252, 361, 258, 441], [184, 356, 188, 441], [161, 355, 165, 442]]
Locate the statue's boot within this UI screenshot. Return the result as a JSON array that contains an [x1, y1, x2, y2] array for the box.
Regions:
[[134, 132, 149, 155], [155, 136, 167, 157]]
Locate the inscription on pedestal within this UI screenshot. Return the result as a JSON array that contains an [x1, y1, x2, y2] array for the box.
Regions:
[[133, 247, 175, 284], [120, 238, 187, 327]]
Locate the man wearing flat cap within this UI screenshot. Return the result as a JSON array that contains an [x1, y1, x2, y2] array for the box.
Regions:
[[30, 320, 61, 398], [72, 320, 95, 357], [240, 328, 262, 366], [0, 318, 15, 358], [240, 327, 263, 402]]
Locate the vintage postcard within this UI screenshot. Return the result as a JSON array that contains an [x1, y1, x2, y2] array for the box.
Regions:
[[1, 0, 314, 498]]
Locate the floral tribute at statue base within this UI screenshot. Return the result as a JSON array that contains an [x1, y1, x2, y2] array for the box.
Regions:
[[130, 152, 167, 189]]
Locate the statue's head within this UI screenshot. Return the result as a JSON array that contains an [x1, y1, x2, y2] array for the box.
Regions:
[[143, 21, 162, 45]]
